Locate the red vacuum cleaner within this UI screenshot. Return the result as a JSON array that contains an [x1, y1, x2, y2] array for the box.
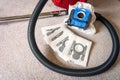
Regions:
[[52, 0, 87, 9]]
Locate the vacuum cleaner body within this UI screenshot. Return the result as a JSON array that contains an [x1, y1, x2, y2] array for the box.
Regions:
[[52, 0, 87, 9]]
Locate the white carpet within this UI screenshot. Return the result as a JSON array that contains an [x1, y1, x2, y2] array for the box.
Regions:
[[0, 0, 120, 80]]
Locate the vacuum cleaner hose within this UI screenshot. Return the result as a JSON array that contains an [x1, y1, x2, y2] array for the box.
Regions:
[[28, 0, 119, 76]]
